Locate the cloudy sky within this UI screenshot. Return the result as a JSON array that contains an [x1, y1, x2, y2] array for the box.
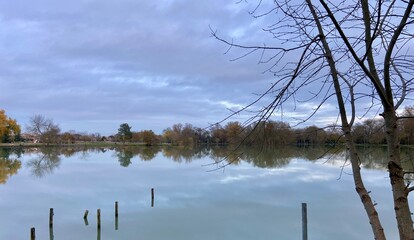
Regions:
[[0, 0, 271, 135], [0, 0, 399, 135]]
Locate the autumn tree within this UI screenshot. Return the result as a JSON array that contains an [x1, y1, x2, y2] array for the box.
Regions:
[[162, 124, 183, 145], [180, 123, 197, 146], [61, 132, 76, 144], [224, 121, 244, 145], [213, 0, 414, 239], [162, 127, 175, 144], [0, 110, 21, 143], [26, 114, 60, 144], [162, 123, 199, 146], [210, 124, 227, 145], [141, 130, 158, 146]]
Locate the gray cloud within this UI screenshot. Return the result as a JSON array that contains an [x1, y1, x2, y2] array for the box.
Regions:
[[0, 0, 276, 134], [0, 0, 387, 135]]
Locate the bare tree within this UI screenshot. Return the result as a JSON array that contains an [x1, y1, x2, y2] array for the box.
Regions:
[[212, 0, 414, 239], [26, 114, 61, 144]]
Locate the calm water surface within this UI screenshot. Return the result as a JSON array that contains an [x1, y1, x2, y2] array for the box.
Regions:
[[0, 146, 412, 239]]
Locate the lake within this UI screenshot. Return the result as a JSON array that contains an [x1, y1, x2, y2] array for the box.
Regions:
[[0, 145, 412, 239]]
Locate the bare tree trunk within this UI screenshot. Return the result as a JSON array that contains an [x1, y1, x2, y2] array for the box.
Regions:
[[345, 128, 386, 240], [383, 109, 414, 239], [306, 1, 386, 238]]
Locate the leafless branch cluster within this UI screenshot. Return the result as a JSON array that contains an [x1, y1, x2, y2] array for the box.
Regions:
[[212, 0, 414, 128], [212, 0, 414, 238]]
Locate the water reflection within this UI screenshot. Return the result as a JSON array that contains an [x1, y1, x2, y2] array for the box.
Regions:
[[0, 147, 22, 183], [1, 145, 414, 179], [117, 150, 133, 167], [2, 145, 414, 240], [26, 147, 61, 177], [163, 146, 209, 163], [0, 158, 21, 184]]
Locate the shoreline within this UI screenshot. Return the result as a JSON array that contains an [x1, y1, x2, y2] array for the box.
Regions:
[[0, 142, 153, 147]]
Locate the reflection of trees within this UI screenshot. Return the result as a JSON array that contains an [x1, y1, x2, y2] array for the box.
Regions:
[[298, 146, 341, 161], [323, 146, 414, 171], [0, 147, 25, 183], [0, 158, 21, 184], [400, 147, 414, 172], [117, 150, 133, 167], [138, 147, 160, 161], [210, 146, 243, 166], [0, 147, 24, 159], [26, 147, 61, 177], [242, 147, 295, 168], [210, 145, 338, 169], [355, 147, 388, 169], [114, 146, 162, 166], [1, 145, 404, 173], [319, 146, 414, 171], [162, 146, 208, 163]]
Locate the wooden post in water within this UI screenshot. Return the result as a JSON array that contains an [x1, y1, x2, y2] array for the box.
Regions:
[[49, 208, 54, 227], [151, 188, 154, 207], [97, 225, 101, 240], [49, 224, 54, 240], [302, 203, 308, 240], [97, 209, 101, 229], [84, 210, 89, 226], [30, 227, 35, 240], [115, 201, 119, 230], [49, 208, 54, 240]]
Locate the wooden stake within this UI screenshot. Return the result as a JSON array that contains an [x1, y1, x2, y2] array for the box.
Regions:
[[30, 227, 35, 240], [97, 209, 101, 229], [49, 224, 54, 240], [49, 208, 54, 227], [97, 226, 101, 240], [83, 209, 89, 225], [115, 201, 119, 230], [151, 188, 154, 207], [302, 203, 308, 240]]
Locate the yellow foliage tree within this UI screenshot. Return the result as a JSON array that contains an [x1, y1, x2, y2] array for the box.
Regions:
[[0, 110, 21, 143]]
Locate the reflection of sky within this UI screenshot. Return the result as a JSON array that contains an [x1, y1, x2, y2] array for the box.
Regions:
[[0, 150, 406, 240]]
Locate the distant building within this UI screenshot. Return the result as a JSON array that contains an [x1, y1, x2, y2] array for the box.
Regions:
[[20, 133, 39, 143]]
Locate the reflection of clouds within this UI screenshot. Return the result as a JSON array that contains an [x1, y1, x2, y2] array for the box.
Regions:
[[316, 157, 390, 185], [219, 162, 336, 185], [260, 167, 307, 175], [359, 170, 389, 187], [220, 174, 252, 183], [298, 172, 335, 182]]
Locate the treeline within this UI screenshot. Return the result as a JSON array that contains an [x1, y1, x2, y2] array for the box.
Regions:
[[2, 106, 414, 146], [117, 106, 414, 146], [114, 109, 414, 147]]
